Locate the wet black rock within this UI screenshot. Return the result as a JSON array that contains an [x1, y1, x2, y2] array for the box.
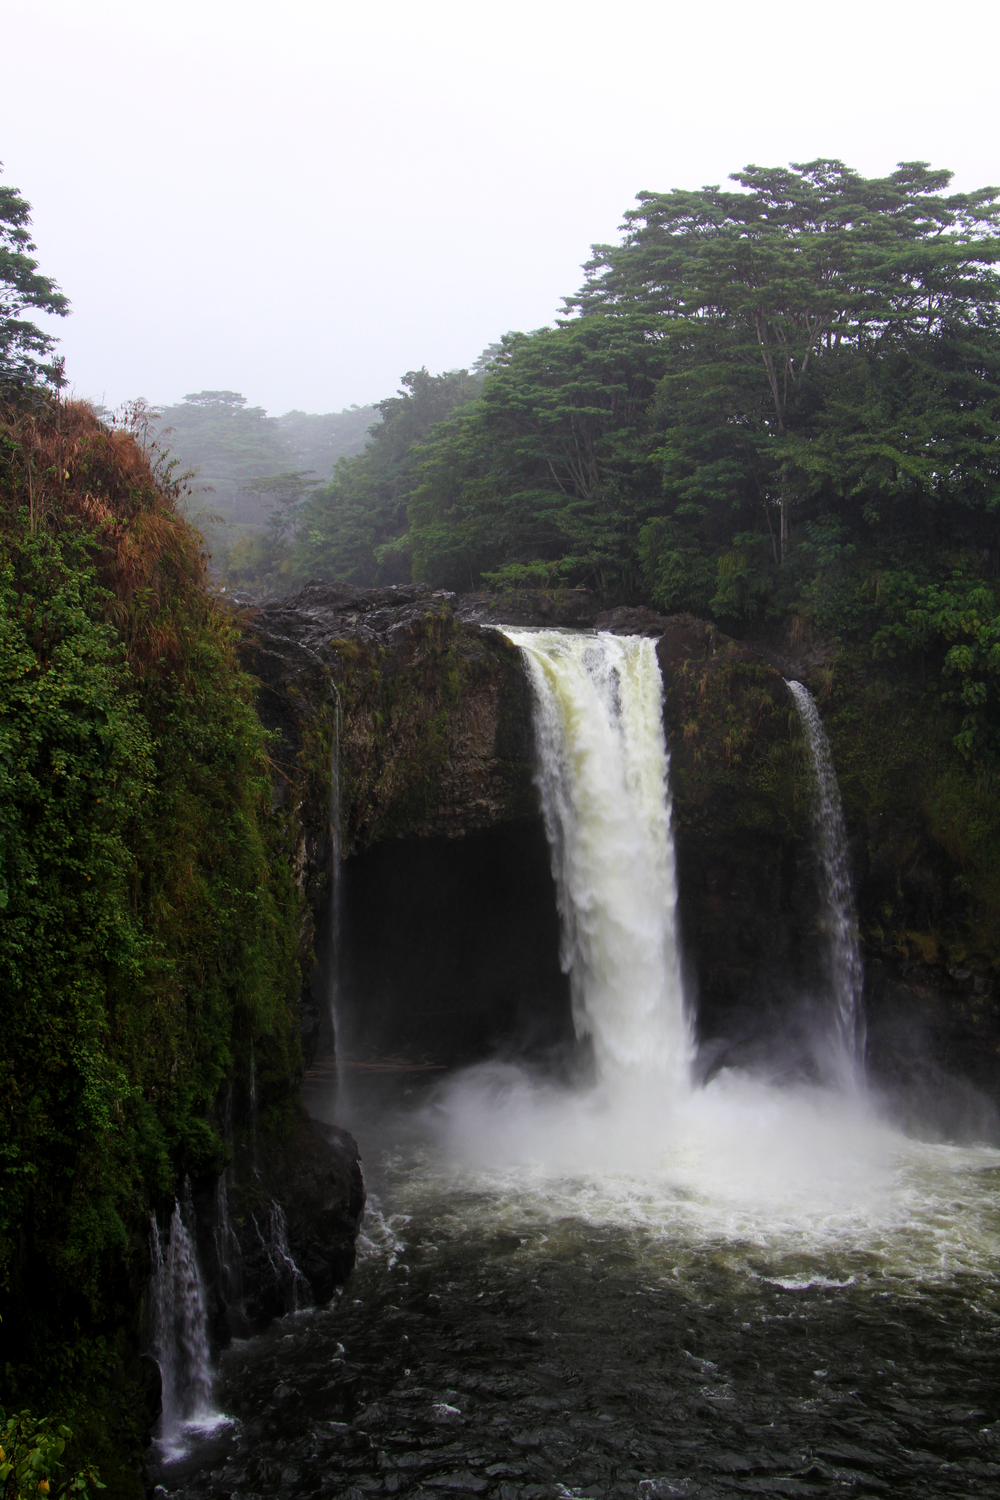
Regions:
[[196, 1111, 366, 1344], [139, 1351, 163, 1444], [654, 620, 823, 1070], [236, 581, 541, 1073], [280, 1119, 366, 1305], [239, 579, 538, 856], [455, 587, 598, 629]]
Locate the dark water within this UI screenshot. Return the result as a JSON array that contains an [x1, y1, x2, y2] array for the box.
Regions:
[[152, 1074, 1000, 1500]]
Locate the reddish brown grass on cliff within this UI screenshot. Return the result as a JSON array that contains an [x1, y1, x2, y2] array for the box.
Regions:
[[0, 396, 222, 680]]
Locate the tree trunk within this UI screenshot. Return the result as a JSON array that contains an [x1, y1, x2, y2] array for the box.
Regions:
[[780, 498, 789, 564]]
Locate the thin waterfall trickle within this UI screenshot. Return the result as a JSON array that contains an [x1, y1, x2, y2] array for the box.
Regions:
[[148, 1192, 213, 1439], [248, 1042, 260, 1175], [269, 1199, 311, 1313], [328, 686, 342, 1051], [503, 629, 691, 1086], [786, 679, 866, 1087], [250, 1200, 311, 1314], [213, 1173, 245, 1331]]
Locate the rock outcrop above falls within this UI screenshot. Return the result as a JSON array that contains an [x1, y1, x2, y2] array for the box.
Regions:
[[237, 581, 544, 1064], [653, 619, 819, 1064], [241, 582, 538, 852]]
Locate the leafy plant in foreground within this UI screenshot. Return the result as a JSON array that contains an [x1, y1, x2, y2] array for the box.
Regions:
[[0, 1409, 104, 1500]]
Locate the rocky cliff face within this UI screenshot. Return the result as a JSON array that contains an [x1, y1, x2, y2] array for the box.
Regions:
[[238, 584, 1000, 1132], [653, 619, 819, 1074], [242, 581, 538, 848]]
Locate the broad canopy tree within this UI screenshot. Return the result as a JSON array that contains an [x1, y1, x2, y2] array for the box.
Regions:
[[383, 161, 1000, 613], [573, 160, 1000, 577]]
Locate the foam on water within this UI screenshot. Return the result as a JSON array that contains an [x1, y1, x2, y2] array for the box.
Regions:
[[398, 1061, 1000, 1285]]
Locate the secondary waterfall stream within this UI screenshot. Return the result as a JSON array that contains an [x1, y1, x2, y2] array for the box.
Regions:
[[152, 630, 1000, 1499], [328, 683, 342, 1045], [786, 679, 866, 1087]]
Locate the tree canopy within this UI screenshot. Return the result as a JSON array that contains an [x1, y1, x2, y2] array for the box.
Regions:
[[0, 165, 69, 389], [573, 159, 1000, 566], [292, 366, 483, 585]]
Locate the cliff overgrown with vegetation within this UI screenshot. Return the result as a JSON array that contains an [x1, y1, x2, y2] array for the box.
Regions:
[[0, 398, 306, 1493]]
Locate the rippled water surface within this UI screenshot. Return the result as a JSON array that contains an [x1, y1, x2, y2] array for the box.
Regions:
[[153, 1068, 1000, 1500]]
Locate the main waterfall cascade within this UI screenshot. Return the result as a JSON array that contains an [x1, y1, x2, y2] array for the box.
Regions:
[[503, 629, 691, 1085], [328, 684, 342, 1043], [501, 637, 864, 1096], [786, 678, 867, 1087]]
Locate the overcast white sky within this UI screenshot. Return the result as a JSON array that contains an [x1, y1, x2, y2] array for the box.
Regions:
[[3, 0, 998, 416]]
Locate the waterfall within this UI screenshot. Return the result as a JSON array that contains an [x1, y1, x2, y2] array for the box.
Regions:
[[328, 686, 342, 1047], [213, 1173, 245, 1331], [249, 1043, 259, 1175], [269, 1199, 311, 1312], [786, 680, 866, 1087], [251, 1200, 311, 1314], [148, 1194, 213, 1438], [503, 629, 691, 1086]]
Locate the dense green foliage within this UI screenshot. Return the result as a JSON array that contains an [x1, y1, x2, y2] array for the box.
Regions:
[[292, 367, 483, 586], [0, 166, 69, 390], [399, 162, 1000, 602], [0, 1408, 104, 1500], [0, 402, 303, 1486]]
